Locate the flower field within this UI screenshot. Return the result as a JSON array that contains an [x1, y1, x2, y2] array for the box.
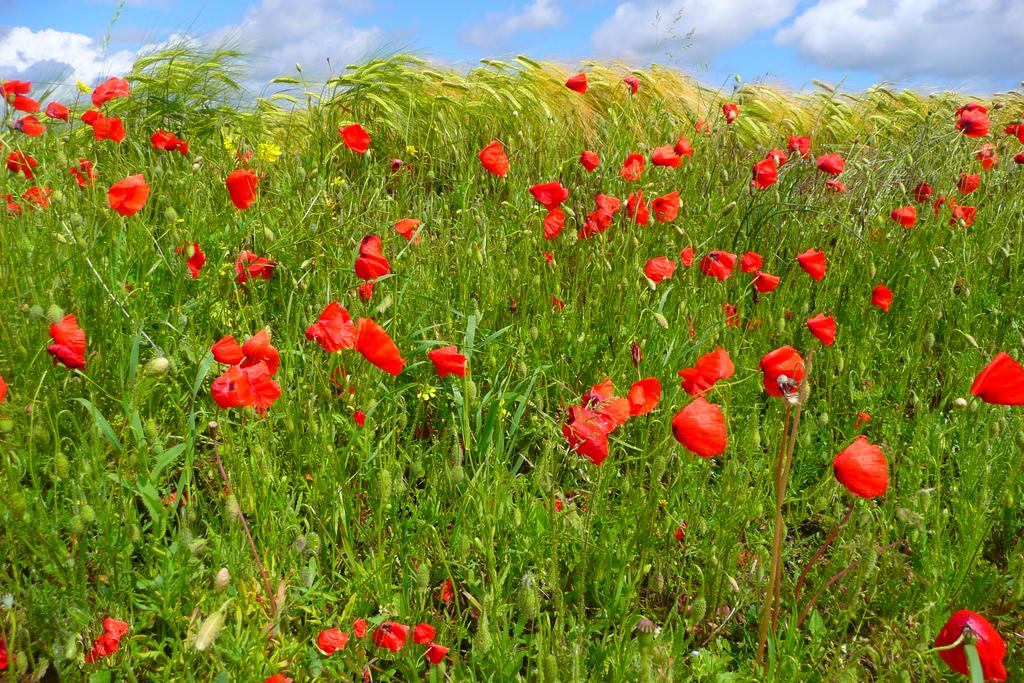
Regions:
[[1, 50, 1022, 680]]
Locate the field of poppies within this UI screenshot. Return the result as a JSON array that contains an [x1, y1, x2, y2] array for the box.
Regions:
[[1, 50, 1023, 681]]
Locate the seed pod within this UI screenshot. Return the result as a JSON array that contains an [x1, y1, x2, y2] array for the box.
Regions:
[[299, 557, 317, 588], [80, 504, 95, 524], [416, 561, 431, 593], [654, 313, 668, 329], [225, 494, 241, 521], [45, 304, 65, 324], [473, 611, 493, 653], [448, 464, 465, 485], [214, 567, 231, 590], [53, 452, 69, 479], [145, 356, 170, 376], [688, 597, 707, 624]]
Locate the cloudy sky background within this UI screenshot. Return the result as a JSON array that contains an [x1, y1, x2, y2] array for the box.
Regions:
[[2, 0, 1023, 97]]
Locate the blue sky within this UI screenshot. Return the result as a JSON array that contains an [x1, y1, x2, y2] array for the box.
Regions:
[[3, 0, 1023, 95]]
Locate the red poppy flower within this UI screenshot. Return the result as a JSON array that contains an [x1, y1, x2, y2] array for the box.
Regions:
[[45, 101, 68, 121], [957, 172, 980, 194], [355, 234, 390, 281], [479, 140, 509, 177], [7, 151, 38, 178], [151, 130, 188, 155], [394, 218, 421, 243], [976, 144, 998, 170], [92, 77, 130, 106], [552, 296, 565, 311], [355, 318, 405, 376], [825, 177, 846, 193], [680, 246, 694, 267], [86, 112, 125, 142], [694, 120, 710, 134], [317, 628, 349, 655], [305, 301, 357, 352], [759, 345, 805, 398], [543, 208, 565, 239], [796, 248, 827, 281], [1, 80, 30, 97], [178, 242, 206, 278], [934, 610, 1007, 681], [47, 314, 87, 370], [428, 345, 467, 378], [413, 623, 436, 645], [788, 135, 811, 159], [872, 284, 893, 311], [699, 250, 737, 281], [530, 181, 569, 210], [108, 175, 150, 217], [372, 622, 410, 652], [1015, 150, 1024, 165], [955, 107, 990, 137], [563, 405, 612, 465], [263, 676, 293, 683], [740, 251, 762, 273], [627, 378, 661, 416], [806, 314, 836, 346], [340, 123, 370, 154], [235, 251, 276, 283], [722, 102, 738, 123], [889, 206, 917, 227], [565, 73, 587, 93], [644, 256, 676, 284], [70, 158, 96, 187], [0, 635, 8, 670], [226, 168, 260, 209], [353, 619, 368, 638], [855, 411, 871, 429], [4, 194, 20, 216], [14, 115, 45, 137], [751, 157, 778, 189], [678, 347, 734, 396], [832, 436, 888, 498], [12, 94, 39, 113], [767, 148, 788, 166], [212, 361, 280, 413], [0, 376, 6, 403], [913, 182, 932, 203], [580, 150, 600, 171], [651, 145, 682, 168], [949, 200, 977, 226], [971, 352, 1024, 405], [816, 152, 845, 175], [672, 134, 694, 157], [621, 152, 644, 181], [22, 186, 51, 208], [672, 397, 727, 457], [213, 330, 280, 373], [626, 191, 650, 225], [84, 617, 129, 663], [651, 192, 679, 222], [425, 642, 449, 665], [752, 271, 781, 293], [623, 74, 639, 94]]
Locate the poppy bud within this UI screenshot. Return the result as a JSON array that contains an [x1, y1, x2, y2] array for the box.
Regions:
[[45, 304, 65, 324], [69, 514, 84, 534], [225, 494, 241, 521], [194, 609, 226, 651], [0, 419, 13, 433], [8, 491, 27, 519], [953, 397, 968, 410], [416, 562, 431, 592], [214, 567, 231, 590], [654, 313, 668, 329], [543, 654, 559, 683], [473, 612, 493, 653], [80, 503, 95, 524], [517, 573, 539, 621], [688, 597, 707, 624], [53, 452, 69, 479], [961, 332, 979, 349], [145, 356, 170, 376], [448, 464, 465, 485], [299, 558, 317, 588], [263, 227, 275, 241]]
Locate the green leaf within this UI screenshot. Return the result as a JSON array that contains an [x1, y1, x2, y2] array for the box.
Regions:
[[73, 398, 123, 453]]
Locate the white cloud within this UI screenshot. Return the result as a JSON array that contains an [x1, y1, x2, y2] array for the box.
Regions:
[[591, 0, 798, 63], [777, 0, 1024, 83], [460, 0, 564, 49], [209, 0, 384, 83], [0, 27, 137, 91]]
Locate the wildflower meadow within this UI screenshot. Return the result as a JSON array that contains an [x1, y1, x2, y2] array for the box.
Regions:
[[1, 49, 1022, 681]]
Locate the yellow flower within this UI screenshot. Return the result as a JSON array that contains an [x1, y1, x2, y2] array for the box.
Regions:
[[75, 80, 91, 93], [222, 136, 236, 154], [416, 384, 437, 402], [256, 142, 281, 164], [406, 144, 419, 158]]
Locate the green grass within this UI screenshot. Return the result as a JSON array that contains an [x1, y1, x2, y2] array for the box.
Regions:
[[1, 49, 1022, 681]]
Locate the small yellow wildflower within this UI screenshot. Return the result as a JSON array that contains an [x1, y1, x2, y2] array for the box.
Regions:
[[406, 144, 419, 158], [75, 80, 91, 93], [256, 142, 281, 164], [416, 384, 438, 402]]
